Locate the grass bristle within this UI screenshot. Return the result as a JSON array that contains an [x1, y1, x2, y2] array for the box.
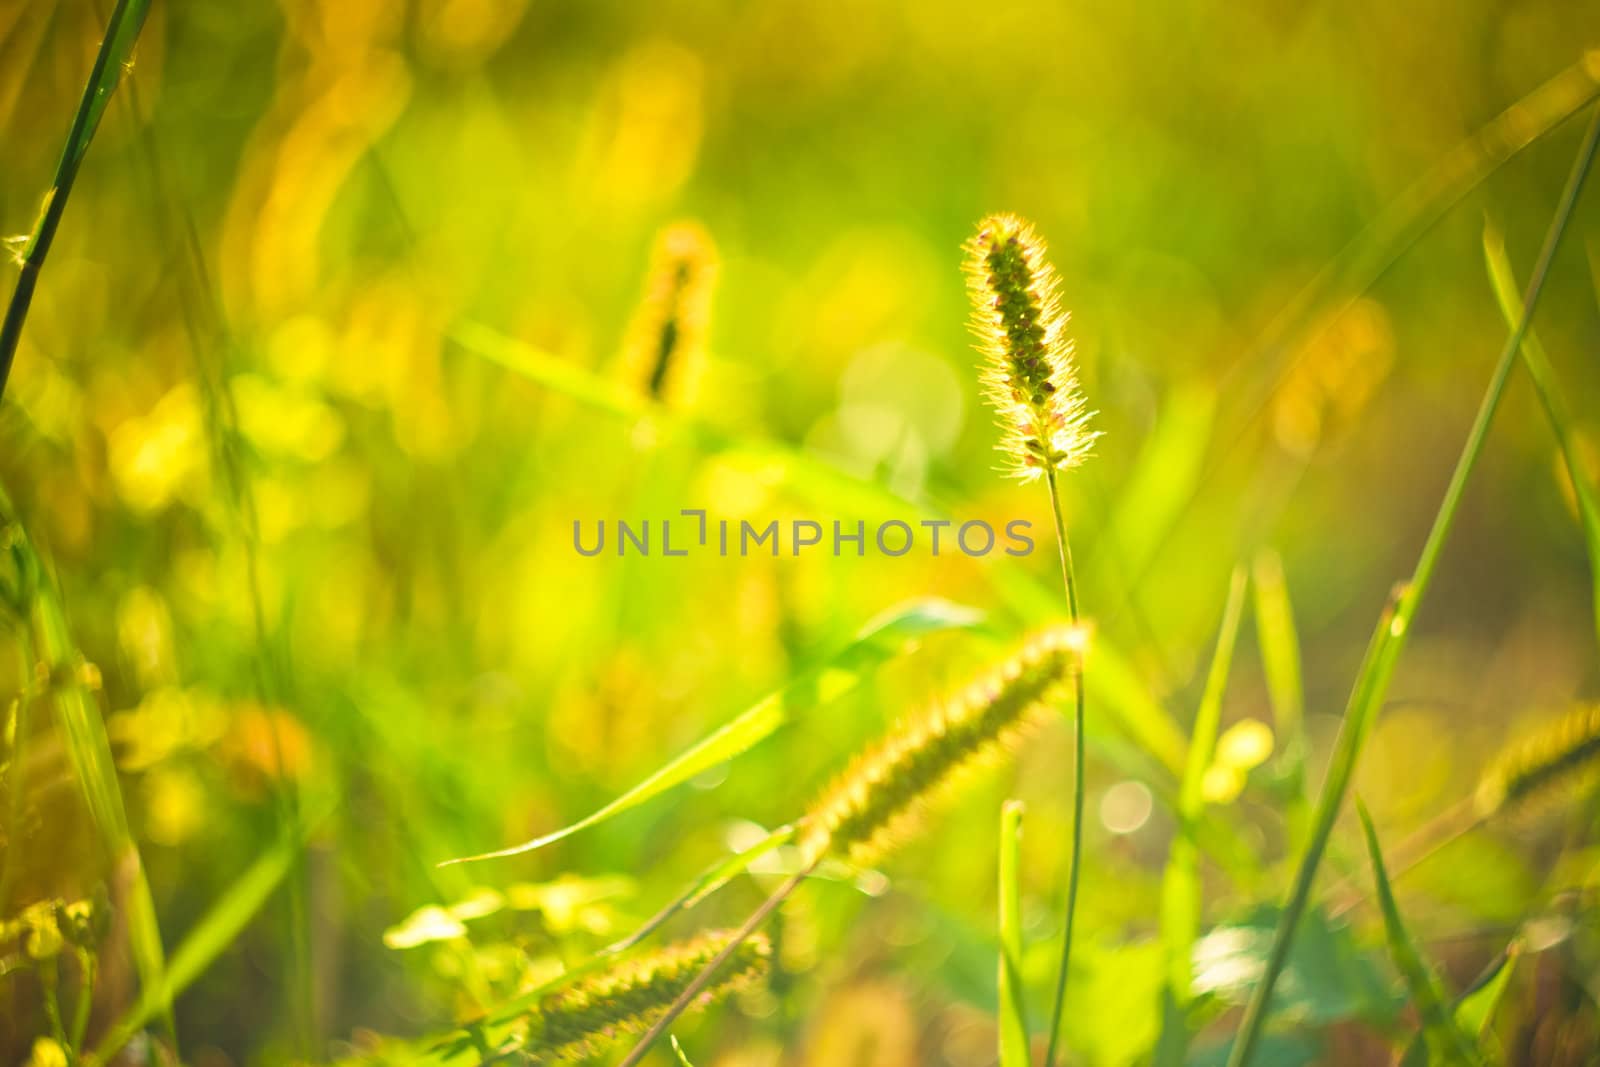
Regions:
[[799, 628, 1080, 867], [525, 930, 769, 1061], [964, 213, 1099, 481], [1475, 704, 1600, 817]]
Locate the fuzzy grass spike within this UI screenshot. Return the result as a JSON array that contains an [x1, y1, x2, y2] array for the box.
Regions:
[[964, 213, 1098, 480]]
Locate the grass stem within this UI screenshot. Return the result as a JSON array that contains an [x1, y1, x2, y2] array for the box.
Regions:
[[1041, 464, 1085, 1067]]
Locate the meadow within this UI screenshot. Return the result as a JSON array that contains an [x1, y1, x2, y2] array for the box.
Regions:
[[4, 2, 1600, 1065]]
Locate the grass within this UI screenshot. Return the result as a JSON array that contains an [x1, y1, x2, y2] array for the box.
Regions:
[[1224, 102, 1600, 1067], [5, 8, 1600, 1067]]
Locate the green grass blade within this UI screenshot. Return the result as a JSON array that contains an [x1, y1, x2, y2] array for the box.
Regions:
[[1227, 53, 1600, 456], [1356, 802, 1481, 1066], [6, 489, 173, 1044], [1484, 221, 1600, 653], [1225, 103, 1600, 1067], [998, 800, 1030, 1067], [0, 0, 151, 401], [1122, 54, 1600, 603], [669, 1035, 697, 1066], [440, 598, 984, 865], [1160, 567, 1248, 1005], [1251, 549, 1311, 850], [1090, 383, 1215, 590], [93, 808, 328, 1062]]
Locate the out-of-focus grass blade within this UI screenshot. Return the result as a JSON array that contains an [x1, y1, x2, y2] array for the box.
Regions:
[[1357, 802, 1482, 1067], [1454, 941, 1518, 1039], [0, 0, 152, 401], [1160, 568, 1247, 1006], [1228, 53, 1600, 455], [997, 800, 1029, 1067], [5, 487, 173, 1042], [453, 321, 647, 419], [441, 598, 984, 865], [1251, 549, 1311, 851], [1091, 383, 1215, 590], [669, 1035, 697, 1066], [1484, 222, 1600, 653], [94, 809, 328, 1062]]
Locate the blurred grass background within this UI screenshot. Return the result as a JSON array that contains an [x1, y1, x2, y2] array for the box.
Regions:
[[2, 1, 1600, 1064]]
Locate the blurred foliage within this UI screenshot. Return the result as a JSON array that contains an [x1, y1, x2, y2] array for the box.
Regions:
[[2, 1, 1600, 1065]]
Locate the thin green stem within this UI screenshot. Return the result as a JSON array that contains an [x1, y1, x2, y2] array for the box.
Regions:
[[1041, 464, 1084, 1067], [1225, 102, 1600, 1067]]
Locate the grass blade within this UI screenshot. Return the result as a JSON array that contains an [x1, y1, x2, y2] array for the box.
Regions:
[[2, 488, 173, 1042], [1225, 103, 1600, 1067], [440, 598, 984, 865], [1090, 384, 1215, 591], [1356, 802, 1481, 1066], [0, 0, 151, 401], [1251, 549, 1311, 850], [1453, 940, 1519, 1040], [1221, 52, 1600, 473], [998, 800, 1030, 1067], [93, 808, 329, 1062], [1483, 221, 1600, 653], [1160, 568, 1248, 1007]]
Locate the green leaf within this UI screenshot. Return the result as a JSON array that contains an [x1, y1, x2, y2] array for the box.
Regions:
[[441, 598, 984, 864], [1357, 802, 1482, 1066], [1193, 904, 1398, 1027], [1251, 549, 1310, 852], [1161, 568, 1248, 1009], [997, 800, 1030, 1067], [669, 1035, 696, 1067], [1484, 221, 1600, 654]]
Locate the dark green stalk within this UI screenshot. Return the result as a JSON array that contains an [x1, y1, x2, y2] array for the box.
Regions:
[[1226, 103, 1600, 1067], [0, 0, 150, 403], [1041, 465, 1085, 1067]]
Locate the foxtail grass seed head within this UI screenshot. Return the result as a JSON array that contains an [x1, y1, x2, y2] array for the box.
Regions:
[[523, 931, 770, 1061], [1476, 705, 1600, 817], [965, 214, 1099, 480], [623, 220, 718, 406], [799, 628, 1080, 867]]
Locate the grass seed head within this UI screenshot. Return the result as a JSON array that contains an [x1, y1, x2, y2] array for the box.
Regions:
[[1476, 704, 1600, 817], [799, 627, 1080, 867], [964, 213, 1099, 481], [623, 220, 718, 407], [526, 930, 770, 1061]]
